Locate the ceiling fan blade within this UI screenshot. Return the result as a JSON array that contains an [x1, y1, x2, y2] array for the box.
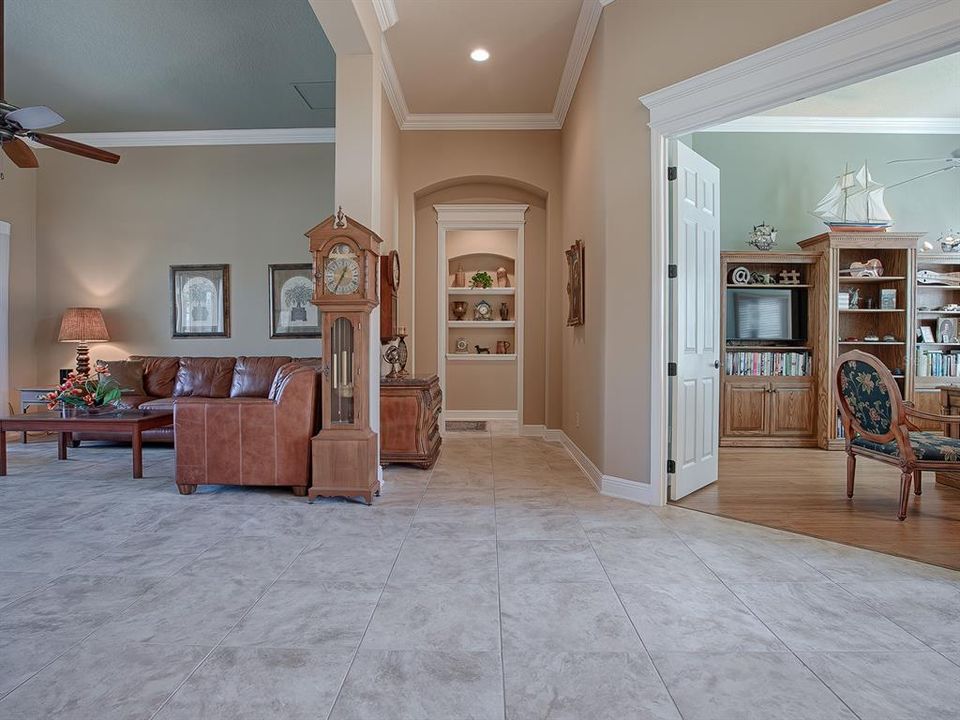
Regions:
[[2, 137, 38, 168], [5, 105, 65, 130], [30, 132, 119, 164], [887, 157, 954, 164]]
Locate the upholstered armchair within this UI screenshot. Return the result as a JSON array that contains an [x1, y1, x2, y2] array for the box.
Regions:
[[174, 363, 318, 496], [835, 350, 960, 520]]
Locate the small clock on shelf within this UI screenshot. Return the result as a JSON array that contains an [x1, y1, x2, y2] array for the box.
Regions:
[[474, 300, 492, 321], [455, 337, 469, 353]]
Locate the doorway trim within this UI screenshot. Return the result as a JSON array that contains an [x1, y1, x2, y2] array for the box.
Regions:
[[0, 221, 10, 417], [434, 203, 528, 429], [640, 0, 960, 505]]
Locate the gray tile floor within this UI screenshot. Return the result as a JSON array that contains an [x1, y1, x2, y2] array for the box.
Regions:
[[0, 433, 959, 719]]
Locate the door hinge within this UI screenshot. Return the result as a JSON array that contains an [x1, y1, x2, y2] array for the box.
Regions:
[[668, 264, 677, 279], [667, 459, 676, 474], [667, 362, 677, 377], [667, 166, 677, 181]]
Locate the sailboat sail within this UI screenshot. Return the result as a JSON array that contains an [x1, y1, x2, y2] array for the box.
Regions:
[[813, 163, 893, 228]]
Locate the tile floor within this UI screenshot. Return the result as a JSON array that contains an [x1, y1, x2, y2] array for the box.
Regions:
[[0, 432, 959, 719]]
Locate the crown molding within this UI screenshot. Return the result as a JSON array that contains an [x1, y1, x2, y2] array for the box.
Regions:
[[640, 0, 960, 136], [703, 115, 960, 134], [29, 127, 336, 148], [553, 0, 610, 126], [403, 113, 561, 131], [371, 0, 398, 32], [378, 0, 609, 130]]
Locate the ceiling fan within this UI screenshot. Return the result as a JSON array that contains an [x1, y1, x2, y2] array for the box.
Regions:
[[885, 147, 959, 189], [0, 0, 119, 170]]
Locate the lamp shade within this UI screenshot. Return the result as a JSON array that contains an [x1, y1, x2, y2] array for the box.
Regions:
[[58, 307, 110, 342]]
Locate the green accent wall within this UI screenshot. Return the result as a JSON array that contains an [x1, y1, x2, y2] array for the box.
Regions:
[[690, 132, 960, 250]]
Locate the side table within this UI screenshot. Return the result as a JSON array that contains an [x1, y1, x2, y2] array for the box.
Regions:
[[17, 387, 56, 444]]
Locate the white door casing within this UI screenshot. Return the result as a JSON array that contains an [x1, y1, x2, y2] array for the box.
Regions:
[[642, 0, 960, 506], [669, 142, 720, 500], [0, 221, 10, 417]]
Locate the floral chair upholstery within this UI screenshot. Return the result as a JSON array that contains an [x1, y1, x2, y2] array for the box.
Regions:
[[835, 350, 960, 520]]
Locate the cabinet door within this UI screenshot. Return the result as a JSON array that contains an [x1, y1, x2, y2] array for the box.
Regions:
[[722, 382, 768, 436], [769, 381, 816, 437], [912, 389, 945, 432]]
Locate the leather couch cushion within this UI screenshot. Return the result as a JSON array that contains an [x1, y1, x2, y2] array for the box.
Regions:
[[115, 394, 153, 410], [139, 397, 175, 411], [100, 359, 146, 395], [230, 356, 292, 398], [130, 356, 180, 397], [174, 357, 236, 398]]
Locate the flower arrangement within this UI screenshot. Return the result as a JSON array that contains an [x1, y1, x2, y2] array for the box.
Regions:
[[470, 271, 493, 289], [45, 362, 122, 410]]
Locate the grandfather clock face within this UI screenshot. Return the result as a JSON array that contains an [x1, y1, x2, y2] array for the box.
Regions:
[[323, 243, 361, 296]]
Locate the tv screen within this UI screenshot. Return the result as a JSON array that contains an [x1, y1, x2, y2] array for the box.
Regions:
[[726, 288, 806, 341]]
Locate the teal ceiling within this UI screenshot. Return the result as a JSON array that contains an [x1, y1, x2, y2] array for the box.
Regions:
[[5, 0, 336, 132]]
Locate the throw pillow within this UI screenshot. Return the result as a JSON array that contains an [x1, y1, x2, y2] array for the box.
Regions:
[[100, 359, 146, 395]]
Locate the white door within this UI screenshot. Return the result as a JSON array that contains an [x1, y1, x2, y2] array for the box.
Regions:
[[669, 142, 720, 500]]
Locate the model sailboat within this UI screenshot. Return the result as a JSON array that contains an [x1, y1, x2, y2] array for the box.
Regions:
[[813, 163, 893, 230]]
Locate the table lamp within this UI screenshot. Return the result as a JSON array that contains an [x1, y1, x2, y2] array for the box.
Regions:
[[58, 307, 109, 376]]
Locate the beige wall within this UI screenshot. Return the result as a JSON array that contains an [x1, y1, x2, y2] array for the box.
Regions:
[[33, 144, 335, 381], [380, 88, 401, 250], [561, 0, 885, 480], [398, 130, 562, 426], [0, 163, 39, 406]]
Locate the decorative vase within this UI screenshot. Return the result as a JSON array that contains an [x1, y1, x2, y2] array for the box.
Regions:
[[496, 267, 509, 288], [453, 265, 466, 288], [451, 301, 468, 320], [499, 302, 509, 321]]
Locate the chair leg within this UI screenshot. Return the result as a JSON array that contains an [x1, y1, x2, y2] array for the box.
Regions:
[[898, 470, 912, 521], [846, 453, 856, 498], [913, 469, 922, 496]]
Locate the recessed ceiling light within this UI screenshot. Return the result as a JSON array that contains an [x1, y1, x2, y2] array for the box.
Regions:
[[470, 48, 490, 63]]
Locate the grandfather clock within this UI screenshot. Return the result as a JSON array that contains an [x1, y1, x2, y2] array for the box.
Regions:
[[307, 208, 382, 504]]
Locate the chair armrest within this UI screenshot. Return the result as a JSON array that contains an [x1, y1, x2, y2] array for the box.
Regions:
[[904, 405, 960, 425]]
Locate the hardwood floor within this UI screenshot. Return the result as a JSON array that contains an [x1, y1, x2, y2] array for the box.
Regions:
[[673, 447, 960, 570]]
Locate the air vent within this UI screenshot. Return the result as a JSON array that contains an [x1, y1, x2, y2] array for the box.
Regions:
[[293, 82, 336, 110]]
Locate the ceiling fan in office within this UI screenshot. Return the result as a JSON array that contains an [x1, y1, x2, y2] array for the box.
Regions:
[[0, 0, 119, 171]]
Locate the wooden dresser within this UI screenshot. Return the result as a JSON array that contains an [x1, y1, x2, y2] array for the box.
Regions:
[[380, 374, 442, 469]]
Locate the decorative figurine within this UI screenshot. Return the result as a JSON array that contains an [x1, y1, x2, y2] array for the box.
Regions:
[[496, 267, 510, 287], [451, 301, 468, 320], [453, 264, 467, 288], [779, 269, 800, 285], [499, 302, 510, 320], [475, 345, 490, 354], [747, 221, 778, 251]]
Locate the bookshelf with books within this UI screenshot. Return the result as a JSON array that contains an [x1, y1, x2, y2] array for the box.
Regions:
[[913, 253, 960, 430], [720, 252, 818, 447], [799, 231, 923, 449]]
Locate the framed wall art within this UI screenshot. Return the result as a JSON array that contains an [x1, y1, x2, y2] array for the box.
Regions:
[[269, 263, 321, 338], [565, 239, 585, 326], [170, 264, 230, 338]]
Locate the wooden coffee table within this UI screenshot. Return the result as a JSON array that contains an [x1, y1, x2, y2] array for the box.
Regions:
[[0, 409, 174, 478]]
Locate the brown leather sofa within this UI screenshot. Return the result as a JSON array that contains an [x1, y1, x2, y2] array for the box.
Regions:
[[75, 355, 319, 444], [174, 362, 318, 496]]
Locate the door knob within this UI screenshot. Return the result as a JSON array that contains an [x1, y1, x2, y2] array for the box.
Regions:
[[713, 360, 720, 369]]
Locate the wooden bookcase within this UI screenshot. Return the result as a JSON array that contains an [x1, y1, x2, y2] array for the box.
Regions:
[[798, 231, 924, 449], [719, 252, 819, 447], [913, 253, 960, 429]]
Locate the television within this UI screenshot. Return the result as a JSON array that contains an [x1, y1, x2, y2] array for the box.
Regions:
[[726, 288, 807, 342]]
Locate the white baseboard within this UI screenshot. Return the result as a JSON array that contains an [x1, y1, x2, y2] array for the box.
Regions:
[[445, 410, 518, 422], [520, 424, 546, 437], [557, 431, 602, 492], [600, 474, 657, 504]]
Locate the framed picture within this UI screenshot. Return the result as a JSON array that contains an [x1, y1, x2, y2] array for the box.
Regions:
[[565, 239, 585, 326], [269, 263, 321, 338], [937, 317, 957, 344], [170, 264, 230, 337], [921, 325, 935, 343], [880, 288, 897, 309]]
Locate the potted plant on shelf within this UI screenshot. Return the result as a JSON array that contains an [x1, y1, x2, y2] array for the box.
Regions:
[[45, 362, 123, 416], [470, 271, 493, 289]]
